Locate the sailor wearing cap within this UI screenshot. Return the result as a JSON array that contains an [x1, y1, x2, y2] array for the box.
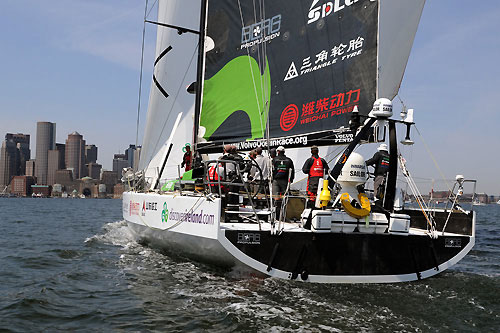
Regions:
[[365, 143, 390, 200], [302, 145, 329, 207]]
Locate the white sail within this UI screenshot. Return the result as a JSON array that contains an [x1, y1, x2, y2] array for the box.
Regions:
[[139, 0, 202, 181], [378, 0, 426, 100]]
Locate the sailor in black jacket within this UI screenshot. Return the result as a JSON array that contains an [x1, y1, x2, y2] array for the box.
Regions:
[[365, 143, 390, 199]]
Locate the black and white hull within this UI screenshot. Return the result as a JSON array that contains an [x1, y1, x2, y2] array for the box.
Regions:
[[123, 191, 475, 283]]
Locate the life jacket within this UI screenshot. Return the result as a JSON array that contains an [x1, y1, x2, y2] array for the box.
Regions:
[[207, 164, 220, 186], [309, 156, 324, 177], [183, 152, 192, 171]]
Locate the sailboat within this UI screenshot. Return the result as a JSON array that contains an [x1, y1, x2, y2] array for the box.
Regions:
[[122, 0, 475, 283]]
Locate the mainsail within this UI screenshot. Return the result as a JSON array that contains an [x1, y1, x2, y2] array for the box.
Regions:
[[198, 0, 378, 152], [139, 0, 426, 178]]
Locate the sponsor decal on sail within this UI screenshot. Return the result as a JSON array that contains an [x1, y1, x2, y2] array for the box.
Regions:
[[280, 89, 360, 129], [284, 36, 365, 82], [241, 14, 281, 49], [307, 0, 375, 25]]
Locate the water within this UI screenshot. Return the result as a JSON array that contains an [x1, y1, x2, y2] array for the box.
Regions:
[[0, 198, 498, 332]]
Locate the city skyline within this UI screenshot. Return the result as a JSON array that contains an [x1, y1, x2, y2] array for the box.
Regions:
[[1, 1, 500, 193]]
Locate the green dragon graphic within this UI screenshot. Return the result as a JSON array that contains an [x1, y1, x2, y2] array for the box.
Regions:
[[201, 55, 271, 141]]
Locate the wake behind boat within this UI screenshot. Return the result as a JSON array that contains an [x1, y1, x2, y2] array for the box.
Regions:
[[122, 0, 475, 283]]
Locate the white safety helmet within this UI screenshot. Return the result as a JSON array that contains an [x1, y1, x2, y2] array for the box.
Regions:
[[378, 143, 388, 151]]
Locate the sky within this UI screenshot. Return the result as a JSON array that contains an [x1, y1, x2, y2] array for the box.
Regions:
[[0, 1, 499, 194]]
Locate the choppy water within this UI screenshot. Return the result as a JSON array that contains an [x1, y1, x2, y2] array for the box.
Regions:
[[0, 198, 498, 332]]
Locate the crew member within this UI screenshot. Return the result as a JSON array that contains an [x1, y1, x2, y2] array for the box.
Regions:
[[302, 145, 329, 207], [366, 143, 390, 200], [221, 145, 244, 222], [250, 147, 270, 195], [272, 146, 294, 219], [270, 148, 277, 160], [181, 144, 192, 171]]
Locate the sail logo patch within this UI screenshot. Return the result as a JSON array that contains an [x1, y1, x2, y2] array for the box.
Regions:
[[284, 62, 299, 81], [295, 89, 360, 126], [307, 0, 371, 25], [280, 104, 299, 131], [241, 14, 281, 49]]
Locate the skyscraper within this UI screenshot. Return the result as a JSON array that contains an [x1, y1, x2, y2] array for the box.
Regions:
[[113, 153, 128, 177], [47, 143, 65, 185], [35, 122, 56, 185], [125, 145, 136, 168], [5, 133, 30, 175], [0, 140, 17, 187], [65, 132, 86, 180], [85, 144, 98, 164], [0, 133, 31, 187], [25, 160, 35, 177]]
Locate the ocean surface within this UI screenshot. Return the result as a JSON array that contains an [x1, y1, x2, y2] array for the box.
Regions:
[[0, 198, 498, 332]]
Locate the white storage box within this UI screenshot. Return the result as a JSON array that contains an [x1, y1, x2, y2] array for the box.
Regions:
[[331, 211, 357, 233], [357, 213, 388, 234], [389, 213, 410, 235], [311, 210, 333, 232]]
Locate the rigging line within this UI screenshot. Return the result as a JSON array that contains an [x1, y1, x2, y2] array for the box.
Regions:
[[414, 125, 453, 194], [252, 0, 265, 136], [148, 43, 199, 167], [237, 1, 264, 133], [253, 0, 267, 138], [136, 0, 149, 151], [146, 0, 158, 19], [260, 0, 271, 137]]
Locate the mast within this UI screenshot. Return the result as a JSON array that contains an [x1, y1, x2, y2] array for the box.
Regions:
[[193, 0, 208, 152]]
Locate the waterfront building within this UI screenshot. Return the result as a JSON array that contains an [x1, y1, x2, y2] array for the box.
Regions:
[[10, 176, 36, 197], [35, 122, 56, 185], [65, 132, 86, 180]]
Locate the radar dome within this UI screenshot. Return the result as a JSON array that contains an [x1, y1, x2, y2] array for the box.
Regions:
[[337, 152, 368, 187], [371, 98, 393, 118]]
